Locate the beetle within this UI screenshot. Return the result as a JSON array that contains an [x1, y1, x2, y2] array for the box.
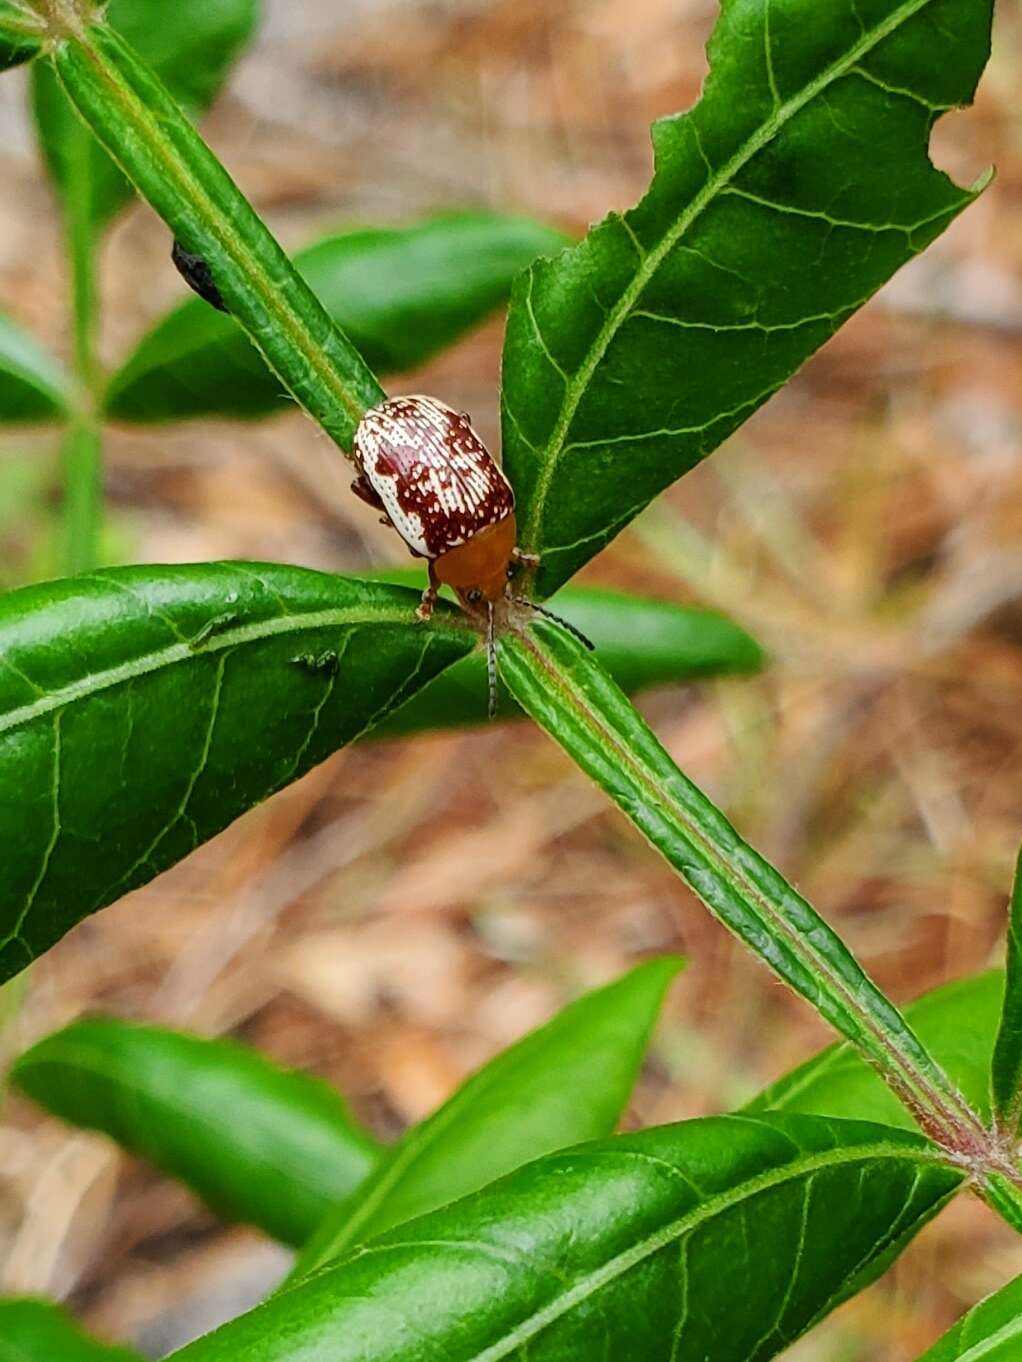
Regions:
[[352, 395, 591, 715]]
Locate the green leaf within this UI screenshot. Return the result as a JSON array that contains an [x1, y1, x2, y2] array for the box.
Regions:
[[0, 4, 40, 71], [291, 957, 682, 1280], [105, 215, 571, 423], [915, 1273, 1022, 1360], [32, 0, 261, 234], [992, 849, 1022, 1135], [47, 19, 384, 452], [746, 971, 1004, 1128], [502, 0, 995, 597], [169, 1115, 962, 1362], [0, 563, 472, 985], [497, 619, 985, 1153], [11, 1017, 381, 1246], [371, 576, 764, 737], [0, 312, 73, 422], [0, 1299, 142, 1361]]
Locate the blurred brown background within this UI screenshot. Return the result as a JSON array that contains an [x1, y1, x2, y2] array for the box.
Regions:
[[1, 1, 1021, 1356]]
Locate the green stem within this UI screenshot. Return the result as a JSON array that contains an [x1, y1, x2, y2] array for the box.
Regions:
[[61, 115, 103, 575], [41, 9, 384, 452], [60, 419, 102, 575], [498, 619, 989, 1159]]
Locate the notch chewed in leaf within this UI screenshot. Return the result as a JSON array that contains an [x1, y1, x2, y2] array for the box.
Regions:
[[503, 0, 995, 598]]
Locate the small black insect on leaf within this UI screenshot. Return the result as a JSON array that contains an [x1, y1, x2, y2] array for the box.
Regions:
[[291, 651, 341, 677], [172, 240, 229, 313]]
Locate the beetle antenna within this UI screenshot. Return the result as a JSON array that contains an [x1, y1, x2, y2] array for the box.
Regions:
[[511, 597, 595, 651], [487, 602, 498, 720]]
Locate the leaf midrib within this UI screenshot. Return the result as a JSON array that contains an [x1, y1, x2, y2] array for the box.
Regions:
[[505, 628, 976, 1145], [946, 1314, 1022, 1362], [521, 0, 939, 551], [351, 1132, 952, 1362], [65, 23, 380, 435], [0, 602, 452, 736]]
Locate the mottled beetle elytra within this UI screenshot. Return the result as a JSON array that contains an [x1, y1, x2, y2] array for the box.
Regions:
[[167, 239, 591, 717], [352, 395, 593, 717]]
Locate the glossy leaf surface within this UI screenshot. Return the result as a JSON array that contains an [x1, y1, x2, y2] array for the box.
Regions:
[[372, 576, 764, 736], [12, 1018, 381, 1245], [49, 22, 384, 450], [172, 1116, 961, 1362], [497, 620, 981, 1150], [0, 563, 472, 984], [32, 0, 261, 233], [293, 957, 682, 1278], [106, 215, 570, 423], [502, 0, 995, 596], [915, 1274, 1022, 1360], [0, 1299, 142, 1361], [0, 312, 72, 422], [747, 971, 1003, 1129], [992, 849, 1022, 1135]]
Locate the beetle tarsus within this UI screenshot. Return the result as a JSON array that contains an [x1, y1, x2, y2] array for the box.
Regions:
[[511, 547, 541, 567], [416, 587, 437, 622]]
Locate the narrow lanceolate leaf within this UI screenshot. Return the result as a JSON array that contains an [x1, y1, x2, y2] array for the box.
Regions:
[[106, 215, 571, 423], [0, 313, 73, 422], [32, 0, 261, 233], [915, 1273, 1022, 1361], [292, 958, 682, 1280], [12, 1018, 381, 1246], [0, 3, 40, 71], [498, 620, 985, 1155], [992, 849, 1022, 1136], [0, 1299, 143, 1362], [0, 563, 472, 984], [372, 578, 764, 736], [747, 971, 1004, 1130], [45, 18, 384, 451], [502, 0, 995, 597], [171, 1116, 962, 1362]]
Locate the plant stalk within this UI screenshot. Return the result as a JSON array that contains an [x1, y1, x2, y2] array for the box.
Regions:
[[37, 6, 384, 453], [61, 114, 103, 575], [498, 619, 991, 1163]]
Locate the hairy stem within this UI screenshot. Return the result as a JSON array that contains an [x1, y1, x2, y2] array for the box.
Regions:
[[35, 4, 384, 452], [498, 619, 990, 1161]]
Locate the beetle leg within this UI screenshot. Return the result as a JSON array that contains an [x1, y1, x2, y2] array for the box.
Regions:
[[511, 546, 541, 567], [416, 562, 439, 621], [350, 473, 387, 513]]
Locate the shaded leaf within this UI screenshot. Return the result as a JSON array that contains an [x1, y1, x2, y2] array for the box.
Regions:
[[0, 312, 72, 422], [0, 4, 39, 72], [50, 22, 384, 451], [12, 1017, 381, 1245], [502, 0, 995, 596], [171, 1116, 962, 1362], [371, 575, 764, 736], [746, 971, 1004, 1128], [32, 0, 261, 232], [0, 563, 472, 984], [292, 957, 682, 1279], [992, 848, 1022, 1135], [497, 620, 982, 1149], [0, 1299, 142, 1361], [106, 215, 571, 423], [915, 1273, 1022, 1360]]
